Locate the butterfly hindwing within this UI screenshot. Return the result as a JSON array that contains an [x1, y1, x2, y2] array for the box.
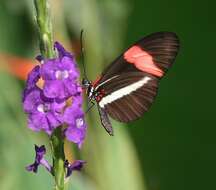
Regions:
[[97, 72, 158, 122], [97, 103, 114, 135]]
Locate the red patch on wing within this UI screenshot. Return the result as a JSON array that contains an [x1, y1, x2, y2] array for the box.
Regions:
[[92, 75, 101, 87], [95, 89, 105, 102], [124, 45, 164, 77]]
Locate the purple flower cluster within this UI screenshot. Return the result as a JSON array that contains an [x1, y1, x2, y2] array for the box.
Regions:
[[23, 42, 87, 148]]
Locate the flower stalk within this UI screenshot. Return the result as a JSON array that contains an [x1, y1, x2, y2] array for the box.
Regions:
[[34, 0, 55, 58], [34, 0, 66, 189], [50, 128, 66, 190]]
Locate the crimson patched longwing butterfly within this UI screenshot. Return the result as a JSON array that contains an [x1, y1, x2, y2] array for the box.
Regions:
[[82, 32, 180, 135]]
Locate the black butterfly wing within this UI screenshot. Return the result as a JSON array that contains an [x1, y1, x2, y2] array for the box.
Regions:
[[97, 72, 158, 122], [97, 32, 179, 84]]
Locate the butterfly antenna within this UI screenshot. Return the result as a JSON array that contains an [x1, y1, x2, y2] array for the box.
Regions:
[[80, 29, 88, 80]]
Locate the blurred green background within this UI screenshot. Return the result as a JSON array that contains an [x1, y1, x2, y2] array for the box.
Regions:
[[0, 0, 215, 190]]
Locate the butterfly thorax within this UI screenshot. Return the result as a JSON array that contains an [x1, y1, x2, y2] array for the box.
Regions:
[[86, 84, 95, 99], [86, 85, 105, 102], [82, 78, 105, 102]]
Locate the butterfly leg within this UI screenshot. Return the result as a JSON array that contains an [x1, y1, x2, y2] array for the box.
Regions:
[[85, 100, 95, 113]]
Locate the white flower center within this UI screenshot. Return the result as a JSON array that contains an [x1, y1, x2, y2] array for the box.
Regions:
[[55, 70, 69, 80], [76, 118, 84, 128], [37, 104, 50, 113]]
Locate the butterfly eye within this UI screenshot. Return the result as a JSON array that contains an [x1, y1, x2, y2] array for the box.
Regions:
[[82, 79, 90, 88]]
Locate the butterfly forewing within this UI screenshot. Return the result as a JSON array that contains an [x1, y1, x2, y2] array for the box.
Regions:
[[98, 32, 179, 84]]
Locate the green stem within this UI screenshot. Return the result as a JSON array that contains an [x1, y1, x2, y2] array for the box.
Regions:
[[34, 1, 65, 190], [34, 0, 55, 58], [50, 128, 66, 190]]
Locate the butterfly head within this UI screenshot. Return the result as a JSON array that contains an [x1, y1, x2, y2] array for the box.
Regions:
[[82, 78, 91, 89]]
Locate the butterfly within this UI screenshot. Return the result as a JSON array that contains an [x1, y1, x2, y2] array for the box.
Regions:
[[82, 32, 180, 135]]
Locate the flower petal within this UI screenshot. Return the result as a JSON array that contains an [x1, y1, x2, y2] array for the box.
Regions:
[[26, 65, 40, 89], [22, 65, 41, 102], [40, 158, 52, 172], [63, 102, 84, 123], [35, 55, 43, 62], [72, 93, 82, 106], [64, 81, 78, 96], [43, 80, 62, 98], [65, 125, 86, 148], [60, 56, 79, 78], [41, 59, 58, 80], [54, 41, 74, 59], [23, 87, 42, 113], [46, 112, 63, 130], [26, 145, 52, 173], [65, 160, 86, 177], [28, 113, 50, 133]]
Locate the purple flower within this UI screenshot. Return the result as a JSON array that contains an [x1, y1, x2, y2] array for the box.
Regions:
[[64, 98, 87, 148], [23, 87, 65, 135], [64, 160, 86, 177], [26, 145, 52, 173], [22, 65, 40, 101], [40, 42, 80, 100]]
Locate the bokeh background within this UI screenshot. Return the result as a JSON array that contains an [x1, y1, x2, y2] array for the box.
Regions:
[[0, 0, 215, 190]]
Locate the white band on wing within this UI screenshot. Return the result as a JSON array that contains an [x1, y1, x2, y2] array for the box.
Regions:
[[95, 75, 119, 90], [99, 76, 151, 108]]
